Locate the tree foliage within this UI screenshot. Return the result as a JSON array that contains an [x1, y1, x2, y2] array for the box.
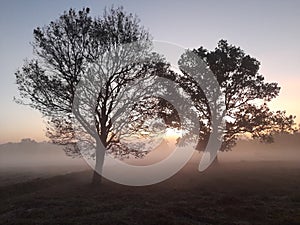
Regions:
[[15, 7, 168, 161], [170, 40, 296, 151]]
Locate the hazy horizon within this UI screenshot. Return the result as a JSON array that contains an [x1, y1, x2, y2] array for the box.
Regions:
[[2, 132, 300, 165]]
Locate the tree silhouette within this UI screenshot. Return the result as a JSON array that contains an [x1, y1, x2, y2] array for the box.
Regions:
[[15, 7, 172, 184], [15, 6, 296, 181], [165, 40, 296, 162]]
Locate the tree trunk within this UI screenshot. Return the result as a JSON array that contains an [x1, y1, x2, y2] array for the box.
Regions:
[[92, 142, 106, 186], [211, 154, 219, 167], [206, 154, 219, 170], [92, 170, 103, 185]]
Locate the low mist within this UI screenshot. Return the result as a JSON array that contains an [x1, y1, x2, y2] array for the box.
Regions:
[[0, 133, 299, 186]]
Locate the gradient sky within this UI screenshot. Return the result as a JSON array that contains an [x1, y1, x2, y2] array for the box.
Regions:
[[0, 0, 299, 143]]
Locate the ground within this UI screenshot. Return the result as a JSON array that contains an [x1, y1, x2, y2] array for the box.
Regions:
[[1, 161, 300, 225]]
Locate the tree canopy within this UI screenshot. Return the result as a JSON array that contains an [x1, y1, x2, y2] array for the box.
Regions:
[[15, 7, 175, 183], [167, 40, 296, 151]]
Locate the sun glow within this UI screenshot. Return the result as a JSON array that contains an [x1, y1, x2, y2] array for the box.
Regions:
[[164, 128, 182, 139]]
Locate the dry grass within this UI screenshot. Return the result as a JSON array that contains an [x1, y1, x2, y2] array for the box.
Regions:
[[1, 161, 300, 225]]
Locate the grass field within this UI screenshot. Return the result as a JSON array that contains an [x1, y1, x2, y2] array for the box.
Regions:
[[1, 161, 300, 225]]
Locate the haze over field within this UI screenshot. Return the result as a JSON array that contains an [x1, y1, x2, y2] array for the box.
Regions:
[[1, 133, 299, 186]]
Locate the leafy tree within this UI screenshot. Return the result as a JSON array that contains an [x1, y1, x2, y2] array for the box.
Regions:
[[15, 7, 167, 184], [166, 40, 296, 162]]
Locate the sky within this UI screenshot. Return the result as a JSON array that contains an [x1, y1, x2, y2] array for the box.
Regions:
[[0, 0, 299, 143]]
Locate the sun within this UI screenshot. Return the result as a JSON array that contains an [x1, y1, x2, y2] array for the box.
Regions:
[[164, 128, 182, 139]]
